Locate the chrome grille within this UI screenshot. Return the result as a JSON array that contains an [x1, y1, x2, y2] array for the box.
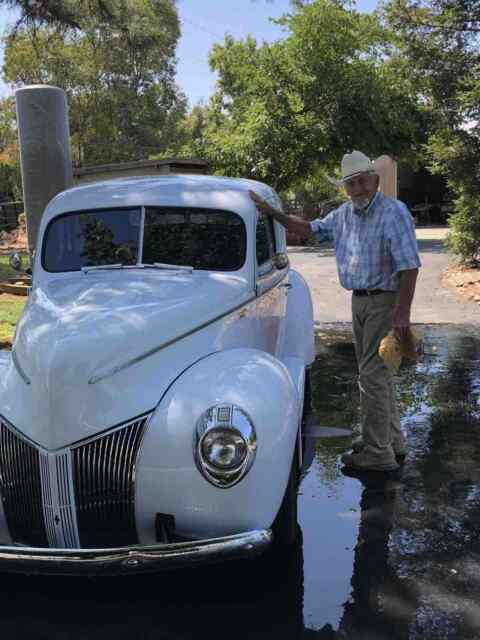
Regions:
[[40, 452, 80, 548], [56, 454, 79, 547], [0, 419, 48, 547], [0, 414, 148, 550], [72, 417, 147, 548]]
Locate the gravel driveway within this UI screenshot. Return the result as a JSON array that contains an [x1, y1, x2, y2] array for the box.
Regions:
[[288, 226, 479, 325]]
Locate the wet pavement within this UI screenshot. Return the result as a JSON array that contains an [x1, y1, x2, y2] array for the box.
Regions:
[[5, 324, 480, 640]]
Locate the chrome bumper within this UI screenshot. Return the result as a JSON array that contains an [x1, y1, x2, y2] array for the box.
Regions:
[[0, 529, 272, 575]]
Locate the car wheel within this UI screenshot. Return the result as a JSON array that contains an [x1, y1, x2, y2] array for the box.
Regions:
[[272, 443, 300, 548]]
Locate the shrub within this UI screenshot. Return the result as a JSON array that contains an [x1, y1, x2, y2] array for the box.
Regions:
[[445, 192, 480, 265]]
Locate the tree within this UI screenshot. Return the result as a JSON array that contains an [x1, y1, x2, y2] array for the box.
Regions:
[[382, 0, 480, 262], [1, 0, 148, 30], [2, 0, 187, 165], [196, 0, 427, 192], [0, 97, 21, 201]]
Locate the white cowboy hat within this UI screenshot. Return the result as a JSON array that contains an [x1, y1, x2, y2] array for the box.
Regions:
[[327, 150, 378, 187]]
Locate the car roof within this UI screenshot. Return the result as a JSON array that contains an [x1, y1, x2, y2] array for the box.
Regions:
[[43, 174, 278, 221]]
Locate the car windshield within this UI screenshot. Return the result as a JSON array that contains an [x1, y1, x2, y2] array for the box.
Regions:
[[42, 206, 247, 273]]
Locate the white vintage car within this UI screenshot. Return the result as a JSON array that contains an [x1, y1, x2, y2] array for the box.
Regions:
[[0, 174, 314, 574]]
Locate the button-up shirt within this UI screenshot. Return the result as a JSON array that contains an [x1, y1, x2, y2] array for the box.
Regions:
[[310, 192, 421, 291]]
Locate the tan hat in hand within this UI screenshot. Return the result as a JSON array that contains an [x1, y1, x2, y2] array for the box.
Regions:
[[379, 329, 420, 373]]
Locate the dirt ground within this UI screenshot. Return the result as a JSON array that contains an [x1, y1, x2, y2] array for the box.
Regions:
[[0, 215, 28, 255], [404, 226, 480, 306], [442, 263, 480, 304]]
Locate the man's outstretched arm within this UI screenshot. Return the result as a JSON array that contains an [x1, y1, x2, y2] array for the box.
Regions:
[[249, 191, 312, 242]]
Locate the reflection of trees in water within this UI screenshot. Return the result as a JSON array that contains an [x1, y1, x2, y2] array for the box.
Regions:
[[310, 340, 360, 430], [429, 335, 480, 411], [311, 436, 352, 489], [389, 333, 480, 638], [308, 339, 360, 487]]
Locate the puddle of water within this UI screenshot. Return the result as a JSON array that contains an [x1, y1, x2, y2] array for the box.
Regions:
[[1, 324, 480, 640], [305, 425, 355, 438], [299, 324, 480, 638]]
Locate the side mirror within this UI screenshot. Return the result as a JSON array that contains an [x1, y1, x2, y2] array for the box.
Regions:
[[9, 252, 23, 272], [272, 253, 289, 270]]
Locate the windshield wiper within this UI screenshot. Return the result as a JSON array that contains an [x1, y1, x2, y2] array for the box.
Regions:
[[82, 264, 124, 273], [144, 262, 194, 273], [82, 262, 194, 274]]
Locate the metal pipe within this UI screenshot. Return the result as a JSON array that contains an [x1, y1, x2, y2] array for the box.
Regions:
[[15, 85, 73, 257]]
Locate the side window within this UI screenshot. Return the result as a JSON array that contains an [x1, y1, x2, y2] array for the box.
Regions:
[[256, 215, 276, 270]]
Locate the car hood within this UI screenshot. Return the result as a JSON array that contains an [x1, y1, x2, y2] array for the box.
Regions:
[[0, 270, 253, 450]]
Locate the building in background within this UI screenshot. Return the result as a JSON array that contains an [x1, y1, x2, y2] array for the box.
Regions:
[[398, 164, 449, 224], [73, 158, 210, 185]]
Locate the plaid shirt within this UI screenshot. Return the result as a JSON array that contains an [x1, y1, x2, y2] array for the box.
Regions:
[[310, 192, 421, 291]]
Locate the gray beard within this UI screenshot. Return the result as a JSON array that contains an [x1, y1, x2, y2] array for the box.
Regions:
[[351, 196, 370, 211]]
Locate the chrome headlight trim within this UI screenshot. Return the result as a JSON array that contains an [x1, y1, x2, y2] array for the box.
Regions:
[[194, 404, 257, 489]]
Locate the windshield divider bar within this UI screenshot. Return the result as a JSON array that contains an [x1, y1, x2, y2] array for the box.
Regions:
[[138, 206, 146, 265]]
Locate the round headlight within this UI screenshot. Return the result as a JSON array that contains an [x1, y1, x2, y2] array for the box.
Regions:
[[201, 428, 248, 470], [194, 404, 257, 488]]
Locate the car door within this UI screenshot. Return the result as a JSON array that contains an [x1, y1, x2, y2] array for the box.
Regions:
[[254, 208, 288, 357]]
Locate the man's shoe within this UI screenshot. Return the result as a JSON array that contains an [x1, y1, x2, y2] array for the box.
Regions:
[[351, 437, 407, 462], [341, 451, 399, 472]]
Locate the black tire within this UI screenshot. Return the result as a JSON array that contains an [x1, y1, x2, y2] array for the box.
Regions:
[[272, 444, 300, 548]]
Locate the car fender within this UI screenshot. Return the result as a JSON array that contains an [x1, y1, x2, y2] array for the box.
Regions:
[[283, 268, 315, 365], [135, 348, 301, 543]]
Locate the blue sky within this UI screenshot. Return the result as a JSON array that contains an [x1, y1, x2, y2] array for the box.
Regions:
[[1, 0, 379, 106]]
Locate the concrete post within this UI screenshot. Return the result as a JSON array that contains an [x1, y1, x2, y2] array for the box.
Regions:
[[15, 85, 73, 256]]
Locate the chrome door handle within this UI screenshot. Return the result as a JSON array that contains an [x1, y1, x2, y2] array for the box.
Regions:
[[279, 283, 292, 289]]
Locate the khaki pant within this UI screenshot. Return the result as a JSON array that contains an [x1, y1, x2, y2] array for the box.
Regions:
[[352, 292, 406, 465]]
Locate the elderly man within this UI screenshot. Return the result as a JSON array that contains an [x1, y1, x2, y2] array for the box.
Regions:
[[249, 150, 421, 472]]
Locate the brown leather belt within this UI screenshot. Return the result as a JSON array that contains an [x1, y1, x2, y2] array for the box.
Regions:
[[352, 289, 388, 296]]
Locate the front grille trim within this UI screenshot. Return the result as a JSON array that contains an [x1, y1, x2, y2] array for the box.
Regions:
[[0, 418, 48, 547], [0, 413, 151, 549], [72, 416, 148, 548]]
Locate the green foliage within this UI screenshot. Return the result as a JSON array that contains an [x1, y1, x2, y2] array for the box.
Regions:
[[284, 165, 346, 219], [0, 162, 21, 201], [0, 97, 21, 201], [382, 0, 480, 261], [3, 0, 187, 165], [444, 196, 480, 265], [0, 97, 16, 153], [165, 104, 209, 157], [1, 0, 173, 32], [195, 0, 427, 191]]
